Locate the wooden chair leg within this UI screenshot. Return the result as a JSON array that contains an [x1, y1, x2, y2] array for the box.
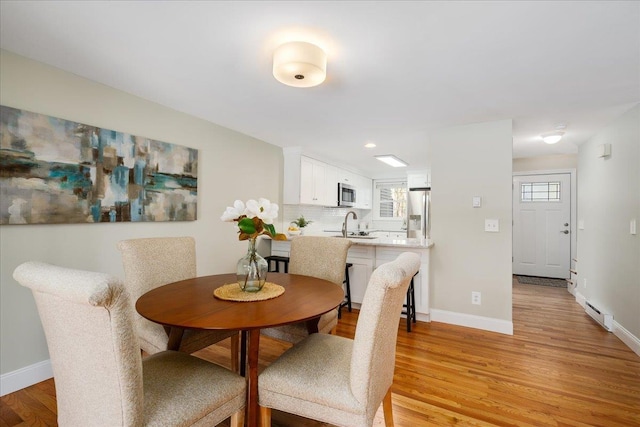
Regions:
[[230, 332, 240, 373], [230, 408, 245, 427], [383, 388, 394, 427], [259, 406, 272, 427]]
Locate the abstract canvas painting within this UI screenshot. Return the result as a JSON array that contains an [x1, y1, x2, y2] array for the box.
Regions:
[[0, 106, 198, 224]]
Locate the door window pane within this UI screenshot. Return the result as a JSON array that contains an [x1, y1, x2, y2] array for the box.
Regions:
[[521, 182, 561, 202]]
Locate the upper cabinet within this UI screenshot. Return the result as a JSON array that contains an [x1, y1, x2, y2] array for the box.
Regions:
[[355, 174, 372, 209], [283, 148, 370, 209], [337, 169, 371, 209], [299, 157, 338, 206], [407, 171, 431, 189]]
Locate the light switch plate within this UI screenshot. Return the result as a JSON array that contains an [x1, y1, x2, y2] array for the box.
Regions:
[[578, 220, 585, 230], [485, 219, 499, 232], [472, 196, 482, 208], [631, 219, 637, 235]]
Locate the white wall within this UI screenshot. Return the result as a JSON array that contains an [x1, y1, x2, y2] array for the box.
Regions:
[[576, 104, 640, 339], [513, 154, 577, 172], [430, 119, 513, 333], [0, 51, 283, 380]]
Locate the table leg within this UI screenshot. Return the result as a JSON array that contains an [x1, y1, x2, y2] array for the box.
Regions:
[[305, 316, 321, 334], [246, 329, 260, 427], [167, 327, 185, 351], [240, 330, 248, 377]]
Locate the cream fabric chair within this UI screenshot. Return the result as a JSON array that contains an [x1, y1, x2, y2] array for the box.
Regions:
[[258, 252, 421, 427], [118, 237, 239, 370], [261, 236, 352, 343], [13, 261, 246, 427]]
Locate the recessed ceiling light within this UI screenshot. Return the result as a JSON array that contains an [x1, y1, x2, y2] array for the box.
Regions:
[[374, 155, 408, 167], [364, 143, 376, 148], [541, 131, 564, 144]]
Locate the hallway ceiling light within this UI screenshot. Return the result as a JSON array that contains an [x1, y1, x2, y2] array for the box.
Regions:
[[541, 131, 564, 144], [273, 41, 326, 88], [375, 155, 408, 167]]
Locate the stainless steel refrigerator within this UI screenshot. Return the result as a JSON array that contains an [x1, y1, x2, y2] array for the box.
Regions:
[[407, 187, 430, 239]]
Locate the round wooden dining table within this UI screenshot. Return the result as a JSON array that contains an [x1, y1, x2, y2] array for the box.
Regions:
[[135, 272, 344, 427]]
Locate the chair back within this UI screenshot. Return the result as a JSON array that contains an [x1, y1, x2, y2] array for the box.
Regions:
[[117, 236, 196, 353], [13, 262, 143, 426], [289, 236, 352, 285], [349, 252, 420, 415]]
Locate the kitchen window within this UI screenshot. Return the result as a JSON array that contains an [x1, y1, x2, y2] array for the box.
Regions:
[[373, 180, 407, 221]]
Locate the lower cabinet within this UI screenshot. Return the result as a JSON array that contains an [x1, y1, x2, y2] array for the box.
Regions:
[[346, 246, 375, 305], [375, 247, 430, 316], [269, 240, 430, 318]]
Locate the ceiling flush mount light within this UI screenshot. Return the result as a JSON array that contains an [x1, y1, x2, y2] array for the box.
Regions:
[[375, 155, 408, 168], [364, 143, 377, 148], [541, 131, 565, 144], [273, 41, 327, 88]]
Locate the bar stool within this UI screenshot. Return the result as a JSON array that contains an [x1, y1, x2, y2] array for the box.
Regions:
[[265, 255, 289, 273], [402, 271, 418, 332], [338, 263, 353, 319]]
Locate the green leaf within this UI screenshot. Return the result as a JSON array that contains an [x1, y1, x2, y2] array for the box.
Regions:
[[264, 223, 277, 237], [238, 217, 257, 235]]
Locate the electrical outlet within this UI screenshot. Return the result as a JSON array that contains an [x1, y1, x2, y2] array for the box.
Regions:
[[471, 291, 481, 305], [484, 219, 499, 232]]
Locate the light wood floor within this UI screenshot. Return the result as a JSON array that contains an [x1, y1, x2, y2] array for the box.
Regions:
[[2, 279, 639, 426]]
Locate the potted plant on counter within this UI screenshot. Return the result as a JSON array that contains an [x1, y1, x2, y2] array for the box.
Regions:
[[288, 215, 313, 236]]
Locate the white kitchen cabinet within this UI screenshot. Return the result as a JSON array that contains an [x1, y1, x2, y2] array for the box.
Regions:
[[300, 156, 328, 205], [375, 247, 429, 316], [270, 240, 291, 258], [407, 171, 430, 189], [283, 148, 338, 207], [324, 165, 338, 207], [356, 175, 373, 210], [346, 246, 375, 304], [337, 169, 357, 186]]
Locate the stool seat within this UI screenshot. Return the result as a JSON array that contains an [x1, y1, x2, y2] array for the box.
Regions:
[[265, 255, 289, 273]]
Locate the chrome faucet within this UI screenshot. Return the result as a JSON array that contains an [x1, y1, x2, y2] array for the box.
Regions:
[[342, 210, 358, 237]]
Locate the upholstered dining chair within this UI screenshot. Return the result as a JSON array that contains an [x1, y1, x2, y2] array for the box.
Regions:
[[258, 252, 421, 427], [118, 237, 240, 370], [13, 261, 246, 427], [261, 236, 352, 343]]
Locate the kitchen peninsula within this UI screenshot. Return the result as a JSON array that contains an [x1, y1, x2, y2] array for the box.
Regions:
[[270, 236, 433, 321]]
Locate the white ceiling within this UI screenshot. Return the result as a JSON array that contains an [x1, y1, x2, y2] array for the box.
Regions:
[[1, 1, 638, 177]]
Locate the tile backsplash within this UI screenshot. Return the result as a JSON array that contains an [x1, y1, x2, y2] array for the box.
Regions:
[[281, 205, 403, 234]]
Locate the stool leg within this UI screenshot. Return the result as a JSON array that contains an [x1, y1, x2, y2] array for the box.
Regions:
[[284, 261, 288, 274], [406, 287, 412, 333], [411, 279, 417, 324], [345, 267, 352, 313]]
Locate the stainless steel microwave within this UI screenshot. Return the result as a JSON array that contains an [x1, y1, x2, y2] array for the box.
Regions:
[[338, 183, 356, 207]]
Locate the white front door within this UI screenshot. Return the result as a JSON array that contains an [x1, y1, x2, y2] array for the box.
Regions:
[[513, 173, 571, 279]]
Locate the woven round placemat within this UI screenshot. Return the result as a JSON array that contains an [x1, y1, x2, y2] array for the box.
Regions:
[[213, 282, 285, 302]]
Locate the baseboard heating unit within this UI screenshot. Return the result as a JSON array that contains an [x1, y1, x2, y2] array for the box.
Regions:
[[585, 301, 613, 331]]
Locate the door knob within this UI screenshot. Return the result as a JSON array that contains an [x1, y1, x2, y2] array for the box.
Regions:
[[561, 230, 569, 234], [564, 223, 569, 226]]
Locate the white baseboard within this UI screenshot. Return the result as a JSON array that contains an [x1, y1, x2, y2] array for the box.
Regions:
[[612, 321, 640, 357], [575, 291, 586, 308], [0, 359, 52, 396], [573, 291, 639, 356], [430, 309, 513, 335]]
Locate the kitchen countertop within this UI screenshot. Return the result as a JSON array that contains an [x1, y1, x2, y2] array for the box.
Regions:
[[272, 234, 433, 249], [344, 236, 433, 249]]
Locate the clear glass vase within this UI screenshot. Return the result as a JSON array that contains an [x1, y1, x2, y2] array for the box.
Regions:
[[236, 238, 268, 292]]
